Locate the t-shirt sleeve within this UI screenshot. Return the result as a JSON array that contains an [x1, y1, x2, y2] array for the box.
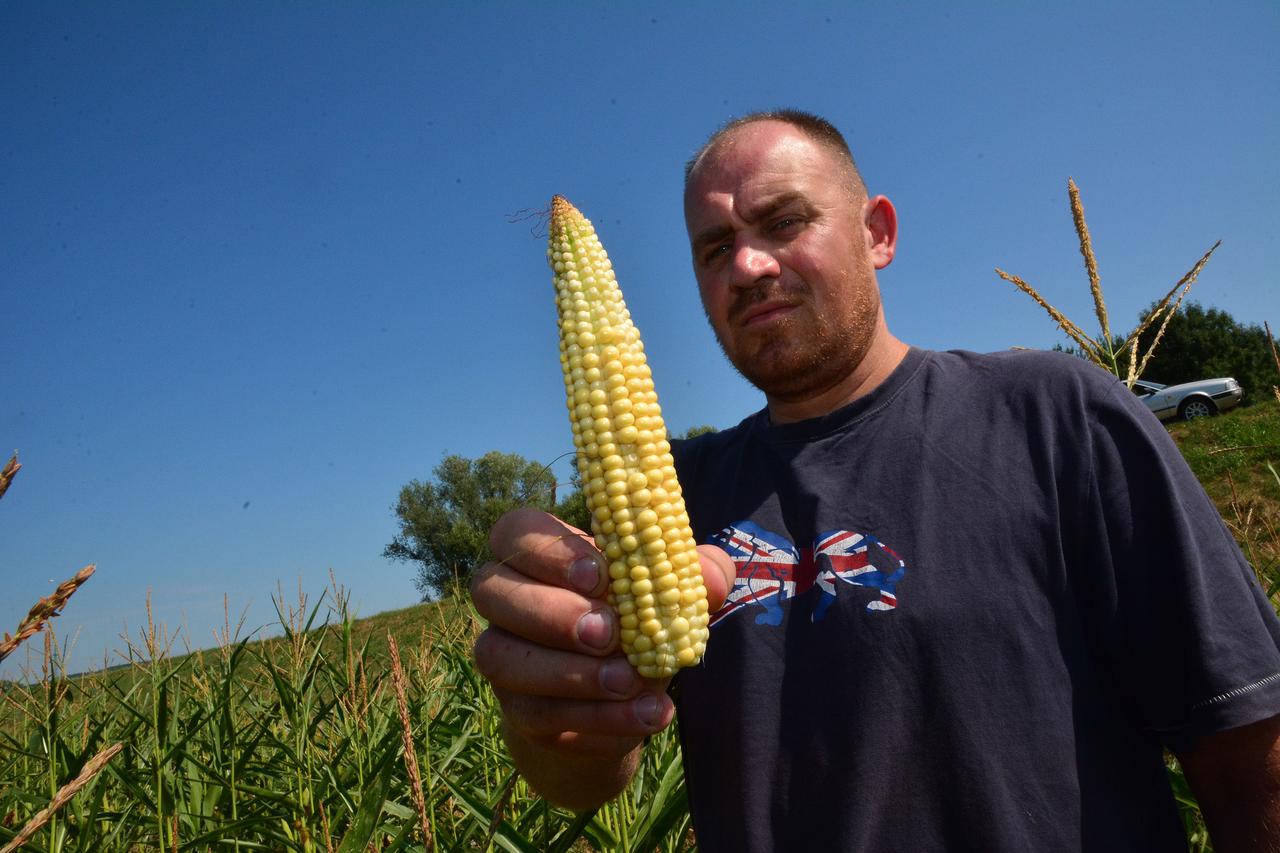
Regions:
[[1079, 378, 1280, 752]]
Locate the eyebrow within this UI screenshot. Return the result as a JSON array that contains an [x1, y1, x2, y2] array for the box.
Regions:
[[690, 191, 811, 253]]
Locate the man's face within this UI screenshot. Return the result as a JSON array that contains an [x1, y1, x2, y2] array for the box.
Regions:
[[684, 121, 891, 403]]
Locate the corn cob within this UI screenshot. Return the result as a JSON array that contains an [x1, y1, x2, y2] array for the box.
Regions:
[[547, 195, 709, 678]]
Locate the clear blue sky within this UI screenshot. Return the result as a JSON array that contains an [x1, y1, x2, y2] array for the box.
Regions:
[[3, 2, 1276, 677]]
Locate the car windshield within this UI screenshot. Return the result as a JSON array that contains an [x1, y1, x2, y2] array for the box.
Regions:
[[1131, 381, 1165, 397]]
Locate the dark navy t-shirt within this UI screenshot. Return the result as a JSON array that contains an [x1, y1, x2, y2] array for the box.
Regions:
[[670, 348, 1280, 852]]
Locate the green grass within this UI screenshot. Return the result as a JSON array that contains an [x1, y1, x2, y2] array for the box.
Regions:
[[1169, 399, 1280, 500], [1168, 400, 1280, 605]]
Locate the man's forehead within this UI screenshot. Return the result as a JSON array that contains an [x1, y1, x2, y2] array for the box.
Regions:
[[689, 120, 822, 184], [685, 124, 831, 229], [688, 182, 804, 222]]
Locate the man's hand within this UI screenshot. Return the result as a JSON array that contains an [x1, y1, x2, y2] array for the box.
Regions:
[[470, 507, 734, 810]]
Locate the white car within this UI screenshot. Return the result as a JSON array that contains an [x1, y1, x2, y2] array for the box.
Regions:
[[1130, 377, 1243, 421]]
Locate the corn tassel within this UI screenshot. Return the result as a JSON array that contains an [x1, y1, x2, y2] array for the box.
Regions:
[[548, 196, 709, 678]]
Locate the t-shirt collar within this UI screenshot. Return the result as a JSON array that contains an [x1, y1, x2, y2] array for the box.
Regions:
[[751, 346, 931, 444]]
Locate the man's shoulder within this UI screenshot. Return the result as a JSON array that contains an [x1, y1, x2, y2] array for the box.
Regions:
[[928, 347, 1112, 380], [911, 348, 1150, 447], [925, 348, 1124, 402]]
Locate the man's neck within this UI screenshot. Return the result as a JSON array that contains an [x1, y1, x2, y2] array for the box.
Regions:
[[765, 333, 910, 425]]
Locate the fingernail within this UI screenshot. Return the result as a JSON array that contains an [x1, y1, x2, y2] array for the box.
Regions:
[[599, 658, 635, 696], [576, 609, 612, 650], [635, 693, 663, 729], [569, 556, 602, 594]]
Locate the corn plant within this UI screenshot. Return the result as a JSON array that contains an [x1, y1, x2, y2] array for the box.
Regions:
[[996, 179, 1219, 387]]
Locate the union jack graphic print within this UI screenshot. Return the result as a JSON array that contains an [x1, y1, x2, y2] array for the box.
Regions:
[[708, 521, 799, 627], [708, 522, 907, 627], [812, 529, 905, 620]]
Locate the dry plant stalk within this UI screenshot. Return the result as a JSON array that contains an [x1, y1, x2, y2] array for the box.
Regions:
[[1266, 321, 1280, 404], [318, 800, 334, 853], [388, 634, 433, 851], [993, 269, 1103, 361], [132, 587, 176, 665], [1128, 242, 1220, 383], [0, 741, 124, 853], [1069, 178, 1110, 345], [996, 178, 1219, 387], [482, 772, 519, 851], [0, 564, 96, 663], [0, 452, 19, 501], [1224, 472, 1257, 578]]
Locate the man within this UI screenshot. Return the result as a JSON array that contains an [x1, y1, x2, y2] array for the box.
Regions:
[[470, 110, 1280, 851]]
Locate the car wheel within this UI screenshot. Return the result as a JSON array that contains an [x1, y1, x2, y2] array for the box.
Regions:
[[1179, 397, 1217, 421]]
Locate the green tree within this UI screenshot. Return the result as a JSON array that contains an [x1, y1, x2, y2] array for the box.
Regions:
[[385, 451, 561, 599], [1128, 301, 1274, 406], [678, 424, 718, 439], [552, 466, 592, 533]]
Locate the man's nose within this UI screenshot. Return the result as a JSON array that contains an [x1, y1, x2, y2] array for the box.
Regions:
[[729, 239, 781, 288]]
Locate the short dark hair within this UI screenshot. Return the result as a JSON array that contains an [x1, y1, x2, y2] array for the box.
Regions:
[[684, 109, 866, 197]]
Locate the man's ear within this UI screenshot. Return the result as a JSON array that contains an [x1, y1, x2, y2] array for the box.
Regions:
[[865, 195, 897, 270]]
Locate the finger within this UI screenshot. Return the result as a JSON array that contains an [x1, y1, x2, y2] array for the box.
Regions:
[[497, 688, 675, 739], [522, 730, 643, 761], [472, 560, 618, 655], [697, 543, 736, 612], [474, 628, 643, 700], [488, 507, 608, 597]]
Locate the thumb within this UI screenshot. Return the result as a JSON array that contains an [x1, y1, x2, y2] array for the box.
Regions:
[[696, 544, 736, 612]]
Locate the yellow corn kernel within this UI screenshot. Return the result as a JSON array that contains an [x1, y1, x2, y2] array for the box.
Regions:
[[548, 195, 709, 678]]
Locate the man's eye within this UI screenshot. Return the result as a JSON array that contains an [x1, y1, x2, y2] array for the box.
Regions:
[[771, 216, 802, 233], [702, 243, 731, 264]]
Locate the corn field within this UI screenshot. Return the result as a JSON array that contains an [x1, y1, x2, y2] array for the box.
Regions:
[[0, 583, 694, 852]]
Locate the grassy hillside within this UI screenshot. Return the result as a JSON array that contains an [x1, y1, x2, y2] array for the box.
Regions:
[[1168, 399, 1280, 600]]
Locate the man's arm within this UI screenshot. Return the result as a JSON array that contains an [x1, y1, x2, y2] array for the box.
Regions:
[[471, 508, 734, 810], [1176, 712, 1280, 853]]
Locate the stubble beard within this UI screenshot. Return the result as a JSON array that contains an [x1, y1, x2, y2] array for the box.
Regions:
[[714, 284, 880, 405]]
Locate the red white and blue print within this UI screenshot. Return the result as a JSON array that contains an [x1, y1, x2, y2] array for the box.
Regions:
[[708, 521, 907, 627]]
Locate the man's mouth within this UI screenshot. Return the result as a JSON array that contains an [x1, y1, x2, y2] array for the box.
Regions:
[[738, 300, 797, 327]]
